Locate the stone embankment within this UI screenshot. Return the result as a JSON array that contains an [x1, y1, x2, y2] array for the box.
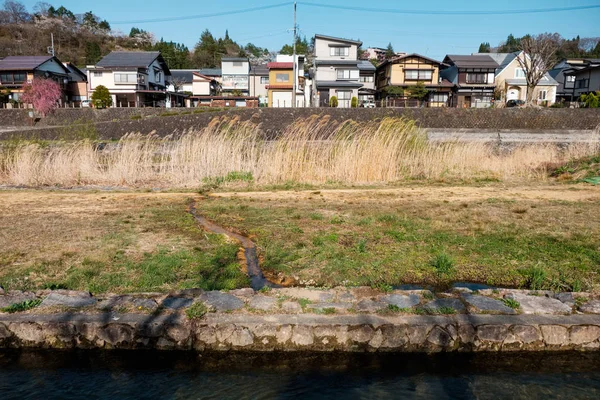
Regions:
[[1, 286, 600, 352]]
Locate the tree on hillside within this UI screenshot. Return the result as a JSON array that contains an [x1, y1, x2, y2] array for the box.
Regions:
[[517, 33, 561, 105], [279, 36, 310, 55], [85, 41, 102, 65], [1, 0, 30, 23], [385, 42, 395, 60], [153, 39, 191, 69], [192, 29, 223, 68], [499, 34, 521, 53], [21, 78, 62, 116], [478, 42, 491, 53], [91, 85, 112, 109]]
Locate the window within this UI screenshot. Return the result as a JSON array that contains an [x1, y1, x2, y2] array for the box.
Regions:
[[359, 75, 374, 82], [276, 73, 289, 83], [538, 90, 547, 100], [260, 76, 269, 84], [430, 93, 448, 103], [404, 70, 433, 80], [114, 73, 137, 83], [155, 71, 162, 81], [466, 73, 487, 84], [93, 71, 102, 77], [336, 69, 359, 80], [0, 72, 26, 84], [576, 79, 589, 89], [566, 75, 576, 82], [337, 90, 351, 100], [330, 47, 349, 57], [233, 61, 243, 67], [514, 68, 526, 78]]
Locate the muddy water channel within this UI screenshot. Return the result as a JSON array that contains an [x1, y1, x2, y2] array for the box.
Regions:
[[2, 351, 600, 399]]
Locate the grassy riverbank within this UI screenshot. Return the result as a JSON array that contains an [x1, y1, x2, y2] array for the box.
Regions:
[[1, 184, 599, 294]]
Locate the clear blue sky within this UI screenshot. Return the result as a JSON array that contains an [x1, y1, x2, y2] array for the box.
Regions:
[[21, 0, 600, 60]]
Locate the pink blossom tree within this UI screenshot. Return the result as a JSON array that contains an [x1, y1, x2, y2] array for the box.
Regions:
[[21, 78, 62, 116]]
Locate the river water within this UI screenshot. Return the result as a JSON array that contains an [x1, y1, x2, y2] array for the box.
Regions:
[[1, 351, 600, 399]]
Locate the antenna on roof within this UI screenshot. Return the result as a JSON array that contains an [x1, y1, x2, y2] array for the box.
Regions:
[[47, 33, 55, 57]]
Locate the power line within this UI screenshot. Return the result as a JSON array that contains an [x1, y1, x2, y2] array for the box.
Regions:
[[298, 2, 600, 16], [110, 2, 292, 24]]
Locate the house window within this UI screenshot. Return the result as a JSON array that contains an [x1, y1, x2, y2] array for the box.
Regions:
[[538, 90, 547, 100], [404, 70, 433, 80], [93, 72, 102, 77], [430, 93, 448, 103], [330, 47, 349, 57], [515, 68, 526, 78], [155, 71, 162, 81], [466, 73, 488, 84], [0, 72, 26, 84], [337, 90, 351, 100], [114, 73, 137, 83], [359, 75, 374, 82], [276, 73, 289, 83], [233, 62, 243, 67], [336, 69, 359, 80], [576, 79, 589, 89], [260, 76, 269, 84]]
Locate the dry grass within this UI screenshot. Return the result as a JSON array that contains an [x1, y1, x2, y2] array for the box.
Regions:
[[1, 116, 598, 188]]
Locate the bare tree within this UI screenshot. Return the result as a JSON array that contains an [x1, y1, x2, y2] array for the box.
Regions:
[[2, 0, 30, 23], [517, 33, 561, 105], [169, 76, 187, 92]]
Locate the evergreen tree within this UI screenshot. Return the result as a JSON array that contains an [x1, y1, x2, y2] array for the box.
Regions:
[[85, 42, 102, 65], [385, 43, 395, 60], [478, 42, 491, 53]]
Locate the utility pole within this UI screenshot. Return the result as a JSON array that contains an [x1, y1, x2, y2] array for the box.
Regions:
[[48, 33, 55, 57], [292, 1, 297, 108]]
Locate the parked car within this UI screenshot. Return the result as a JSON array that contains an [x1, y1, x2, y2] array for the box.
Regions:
[[506, 99, 525, 108], [361, 100, 376, 108], [81, 100, 91, 108]]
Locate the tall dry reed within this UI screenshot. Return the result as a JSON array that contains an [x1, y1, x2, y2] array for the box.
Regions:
[[0, 116, 598, 187]]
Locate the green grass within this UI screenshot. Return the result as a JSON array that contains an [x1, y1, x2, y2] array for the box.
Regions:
[[195, 192, 600, 291], [502, 298, 520, 309], [186, 301, 208, 320], [1, 299, 42, 313]]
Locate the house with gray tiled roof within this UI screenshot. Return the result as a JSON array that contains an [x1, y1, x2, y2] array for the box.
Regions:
[[87, 51, 183, 107], [440, 54, 499, 107]]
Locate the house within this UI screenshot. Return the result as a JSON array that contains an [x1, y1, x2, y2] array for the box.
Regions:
[[198, 68, 222, 85], [87, 51, 179, 107], [361, 47, 406, 65], [483, 51, 558, 106], [440, 55, 499, 108], [312, 34, 364, 107], [0, 55, 71, 105], [63, 62, 88, 106], [550, 58, 600, 102], [188, 72, 220, 107], [266, 55, 306, 107], [375, 53, 453, 107], [167, 69, 195, 94], [357, 60, 376, 105], [221, 57, 250, 96], [249, 64, 269, 106]]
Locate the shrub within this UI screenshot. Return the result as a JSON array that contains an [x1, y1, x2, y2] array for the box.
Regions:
[[186, 301, 208, 320], [329, 96, 338, 107], [429, 253, 455, 277], [91, 85, 112, 109], [580, 91, 600, 108], [21, 78, 62, 116], [351, 96, 358, 108], [522, 266, 547, 290]]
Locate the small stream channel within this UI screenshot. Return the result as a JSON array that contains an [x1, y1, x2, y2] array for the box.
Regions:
[[2, 350, 600, 399]]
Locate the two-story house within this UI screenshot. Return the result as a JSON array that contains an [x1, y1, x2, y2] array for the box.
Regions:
[[266, 55, 306, 107], [550, 58, 600, 103], [440, 55, 499, 108], [0, 55, 71, 106], [87, 51, 172, 107], [313, 34, 363, 108], [221, 57, 250, 96], [375, 54, 453, 107], [63, 62, 88, 106], [357, 60, 376, 105], [249, 64, 269, 106], [484, 51, 558, 106]]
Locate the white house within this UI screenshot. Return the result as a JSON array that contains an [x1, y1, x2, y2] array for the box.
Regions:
[[312, 34, 364, 107], [221, 57, 250, 96], [87, 51, 178, 107]]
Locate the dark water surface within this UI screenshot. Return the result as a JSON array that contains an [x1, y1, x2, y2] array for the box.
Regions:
[[1, 351, 600, 399]]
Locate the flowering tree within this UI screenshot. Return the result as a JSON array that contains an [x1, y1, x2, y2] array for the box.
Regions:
[[21, 78, 62, 116]]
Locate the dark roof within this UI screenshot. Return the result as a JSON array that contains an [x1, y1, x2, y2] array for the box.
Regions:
[[222, 57, 249, 62], [357, 60, 376, 71], [170, 69, 195, 83], [443, 54, 499, 68], [63, 62, 87, 81], [315, 60, 359, 66], [96, 51, 161, 68], [0, 55, 58, 71], [314, 34, 362, 46], [316, 80, 364, 89], [250, 64, 268, 76], [199, 68, 222, 76]]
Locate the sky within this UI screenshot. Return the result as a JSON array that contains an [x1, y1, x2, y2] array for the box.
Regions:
[[20, 0, 600, 60]]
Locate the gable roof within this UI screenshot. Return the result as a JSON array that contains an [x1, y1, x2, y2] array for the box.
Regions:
[[96, 51, 163, 68], [199, 68, 222, 77], [63, 62, 87, 81], [268, 62, 293, 69], [357, 60, 376, 71], [250, 64, 269, 76], [378, 53, 443, 69], [170, 69, 196, 83], [314, 34, 362, 46], [192, 72, 214, 81], [443, 54, 499, 68], [0, 56, 69, 72]]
